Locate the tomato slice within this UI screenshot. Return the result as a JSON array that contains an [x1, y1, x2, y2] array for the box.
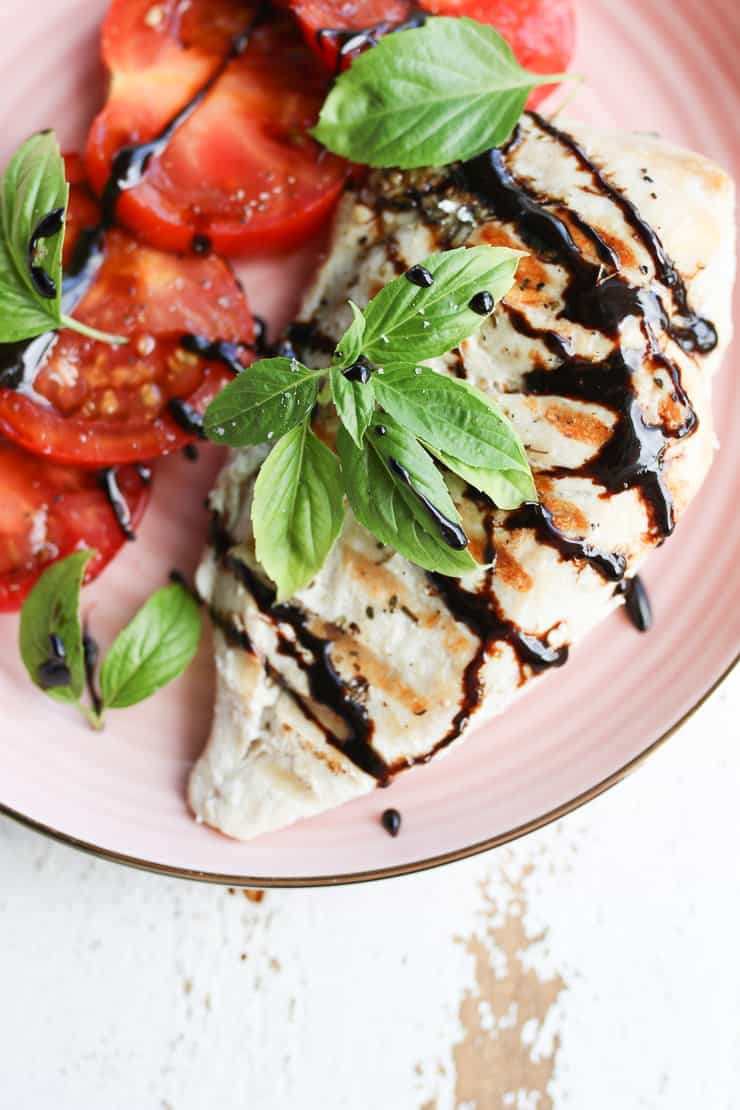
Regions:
[[0, 176, 254, 468], [0, 437, 151, 612], [85, 1, 347, 256], [289, 0, 575, 108]]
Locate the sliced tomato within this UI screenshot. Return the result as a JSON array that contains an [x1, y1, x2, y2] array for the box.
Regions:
[[290, 0, 575, 108], [0, 437, 151, 612], [0, 176, 254, 468], [85, 1, 347, 256]]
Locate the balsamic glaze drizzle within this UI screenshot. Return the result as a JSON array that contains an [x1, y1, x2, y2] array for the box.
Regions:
[[28, 207, 65, 299], [210, 514, 389, 781], [505, 501, 626, 582], [37, 633, 72, 690], [620, 574, 653, 632], [99, 467, 136, 541], [427, 565, 568, 754], [458, 119, 704, 539], [388, 457, 469, 550], [166, 398, 206, 439], [529, 112, 717, 354], [83, 630, 102, 716]]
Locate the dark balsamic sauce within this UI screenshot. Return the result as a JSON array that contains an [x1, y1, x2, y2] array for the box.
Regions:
[[388, 457, 469, 550], [620, 574, 653, 632], [405, 263, 434, 288], [381, 807, 402, 836], [525, 351, 679, 537], [38, 633, 72, 690], [28, 207, 65, 299], [169, 569, 202, 605], [210, 514, 389, 781], [469, 290, 493, 316], [426, 566, 568, 754], [180, 333, 247, 375], [83, 630, 102, 716], [458, 123, 705, 540], [285, 320, 337, 358], [529, 112, 717, 354], [99, 467, 136, 540], [167, 398, 206, 439], [505, 501, 626, 581], [343, 355, 373, 383], [191, 233, 212, 257]]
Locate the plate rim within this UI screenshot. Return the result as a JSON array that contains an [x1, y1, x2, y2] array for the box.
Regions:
[[2, 654, 736, 888]]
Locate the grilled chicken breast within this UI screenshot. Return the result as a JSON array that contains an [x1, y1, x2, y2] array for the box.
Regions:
[[191, 113, 735, 842]]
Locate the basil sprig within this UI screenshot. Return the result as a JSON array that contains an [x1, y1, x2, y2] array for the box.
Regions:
[[312, 17, 570, 169], [0, 132, 124, 346], [20, 554, 201, 729], [205, 244, 536, 599]]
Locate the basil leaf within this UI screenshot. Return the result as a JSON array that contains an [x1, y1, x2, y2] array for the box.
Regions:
[[1, 130, 67, 310], [330, 364, 376, 448], [375, 364, 531, 476], [334, 301, 366, 366], [430, 446, 537, 509], [99, 584, 201, 709], [338, 416, 477, 576], [19, 550, 93, 705], [312, 17, 567, 169], [252, 421, 345, 601], [204, 357, 319, 447], [361, 245, 519, 363]]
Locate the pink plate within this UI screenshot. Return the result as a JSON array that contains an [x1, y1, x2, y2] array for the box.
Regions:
[[0, 0, 737, 885]]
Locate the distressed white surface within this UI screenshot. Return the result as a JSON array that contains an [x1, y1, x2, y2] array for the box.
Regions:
[[0, 669, 737, 1110]]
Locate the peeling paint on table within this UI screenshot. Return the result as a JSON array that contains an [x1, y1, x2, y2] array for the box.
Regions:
[[0, 670, 738, 1109]]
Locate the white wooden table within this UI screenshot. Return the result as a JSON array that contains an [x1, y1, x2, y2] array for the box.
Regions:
[[1, 668, 737, 1110]]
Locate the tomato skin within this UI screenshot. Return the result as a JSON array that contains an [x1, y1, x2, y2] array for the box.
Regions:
[[0, 178, 254, 468], [0, 438, 151, 612], [85, 3, 347, 256], [290, 0, 575, 108]]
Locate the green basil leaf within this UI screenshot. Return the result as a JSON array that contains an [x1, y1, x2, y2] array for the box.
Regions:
[[375, 364, 531, 475], [99, 584, 201, 710], [204, 357, 319, 447], [338, 416, 477, 576], [334, 301, 366, 367], [252, 421, 345, 601], [430, 446, 537, 509], [1, 131, 67, 314], [312, 17, 567, 169], [361, 245, 520, 363], [330, 364, 376, 448], [19, 550, 93, 705]]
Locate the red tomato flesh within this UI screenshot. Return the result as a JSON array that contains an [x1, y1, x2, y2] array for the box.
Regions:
[[85, 1, 347, 256], [0, 437, 151, 612], [0, 175, 254, 468], [290, 0, 575, 108]]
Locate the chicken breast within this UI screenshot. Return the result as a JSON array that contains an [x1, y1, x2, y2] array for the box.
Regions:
[[191, 112, 735, 842]]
